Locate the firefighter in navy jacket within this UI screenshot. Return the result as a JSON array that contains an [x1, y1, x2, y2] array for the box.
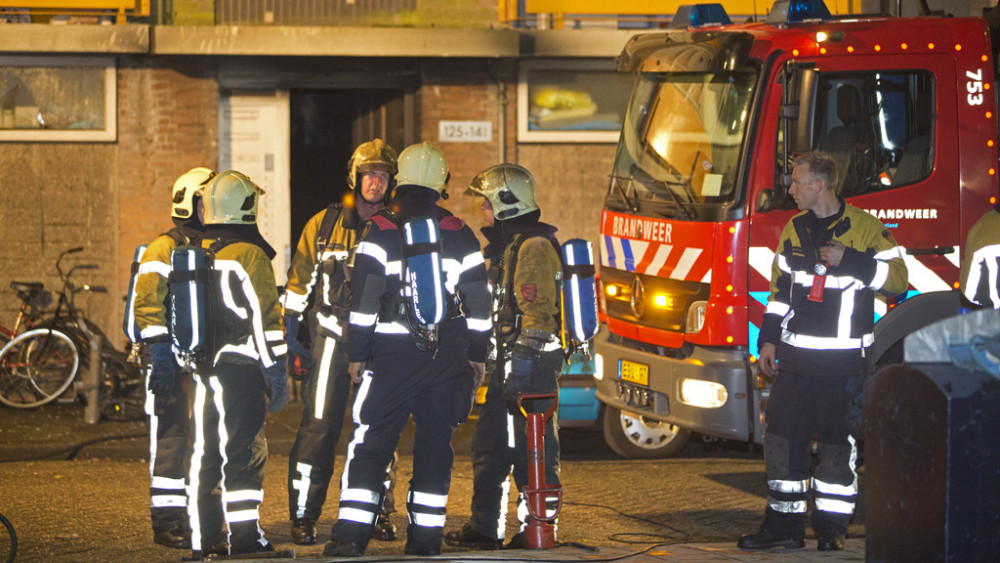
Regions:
[[960, 204, 1000, 309], [186, 171, 288, 558], [283, 139, 399, 545], [739, 153, 907, 552], [323, 143, 492, 557], [131, 167, 214, 550], [446, 163, 563, 550]]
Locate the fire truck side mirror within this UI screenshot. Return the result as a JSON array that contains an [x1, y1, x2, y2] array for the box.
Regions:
[[782, 63, 819, 154]]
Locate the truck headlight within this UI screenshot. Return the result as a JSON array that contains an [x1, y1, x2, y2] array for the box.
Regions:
[[594, 353, 604, 381], [678, 378, 727, 408]]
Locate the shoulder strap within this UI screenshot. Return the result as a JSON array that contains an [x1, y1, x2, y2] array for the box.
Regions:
[[316, 204, 343, 254]]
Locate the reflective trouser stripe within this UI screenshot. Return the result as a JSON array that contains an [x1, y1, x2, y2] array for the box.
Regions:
[[291, 462, 312, 520], [408, 489, 448, 529], [767, 478, 809, 514], [314, 338, 338, 419]]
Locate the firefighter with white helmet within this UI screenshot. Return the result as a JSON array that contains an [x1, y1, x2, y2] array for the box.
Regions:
[[446, 163, 564, 550], [186, 170, 287, 557], [283, 138, 400, 545], [323, 142, 492, 557], [130, 167, 215, 550]]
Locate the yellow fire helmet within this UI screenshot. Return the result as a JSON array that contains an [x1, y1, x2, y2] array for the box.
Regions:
[[202, 170, 265, 225], [171, 167, 216, 219], [396, 142, 449, 194], [347, 138, 398, 191], [467, 163, 539, 220]]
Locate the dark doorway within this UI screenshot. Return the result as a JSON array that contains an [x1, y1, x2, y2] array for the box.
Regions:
[[289, 89, 410, 247]]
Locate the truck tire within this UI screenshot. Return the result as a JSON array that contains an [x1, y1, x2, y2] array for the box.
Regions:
[[602, 406, 691, 459]]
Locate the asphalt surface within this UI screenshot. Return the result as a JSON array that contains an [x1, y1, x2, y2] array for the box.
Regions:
[[0, 395, 867, 562]]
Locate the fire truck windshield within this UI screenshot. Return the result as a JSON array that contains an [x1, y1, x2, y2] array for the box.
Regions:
[[607, 69, 757, 219]]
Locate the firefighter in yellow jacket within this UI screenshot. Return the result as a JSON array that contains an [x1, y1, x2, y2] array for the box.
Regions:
[[185, 171, 288, 558], [131, 167, 215, 550], [960, 205, 1000, 309], [740, 152, 907, 552], [283, 139, 399, 545], [446, 163, 564, 550]]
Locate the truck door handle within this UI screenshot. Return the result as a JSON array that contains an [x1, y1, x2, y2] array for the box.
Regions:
[[906, 246, 955, 256]]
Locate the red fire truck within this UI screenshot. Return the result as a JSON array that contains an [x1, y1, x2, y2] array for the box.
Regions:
[[593, 0, 1000, 457]]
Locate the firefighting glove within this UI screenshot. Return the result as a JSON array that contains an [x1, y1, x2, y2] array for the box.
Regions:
[[264, 362, 289, 412], [147, 340, 177, 396], [503, 344, 537, 415], [284, 313, 314, 381]]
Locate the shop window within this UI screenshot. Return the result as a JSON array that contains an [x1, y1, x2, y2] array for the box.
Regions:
[[518, 60, 632, 143], [0, 56, 116, 142]]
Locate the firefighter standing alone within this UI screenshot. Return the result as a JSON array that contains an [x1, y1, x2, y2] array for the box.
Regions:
[[131, 167, 215, 550], [283, 139, 400, 545], [446, 163, 564, 550], [740, 152, 907, 552], [322, 142, 492, 557], [185, 171, 289, 557]]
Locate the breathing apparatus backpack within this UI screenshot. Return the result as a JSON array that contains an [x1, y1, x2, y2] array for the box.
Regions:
[[380, 213, 455, 353], [167, 239, 237, 368], [559, 238, 600, 358]]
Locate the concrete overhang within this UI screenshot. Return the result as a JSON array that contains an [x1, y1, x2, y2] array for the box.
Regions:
[[519, 29, 639, 58], [0, 23, 148, 54], [152, 26, 520, 57], [0, 24, 637, 59]]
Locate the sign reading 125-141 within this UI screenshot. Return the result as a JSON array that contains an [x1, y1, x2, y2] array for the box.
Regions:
[[439, 120, 492, 143]]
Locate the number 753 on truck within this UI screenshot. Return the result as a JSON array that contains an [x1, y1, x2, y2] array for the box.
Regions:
[[592, 0, 1000, 456]]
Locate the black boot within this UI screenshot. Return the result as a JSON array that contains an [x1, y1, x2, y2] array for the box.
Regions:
[[737, 528, 805, 550], [323, 539, 365, 557], [152, 524, 191, 550], [290, 518, 316, 545], [444, 523, 501, 550]]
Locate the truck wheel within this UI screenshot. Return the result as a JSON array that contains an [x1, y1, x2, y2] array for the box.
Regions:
[[602, 406, 691, 459]]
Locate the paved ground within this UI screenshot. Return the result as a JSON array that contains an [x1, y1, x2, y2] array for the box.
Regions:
[[0, 398, 867, 562]]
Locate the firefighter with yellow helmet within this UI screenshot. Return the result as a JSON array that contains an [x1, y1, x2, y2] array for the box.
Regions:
[[130, 167, 215, 550], [446, 163, 564, 550], [323, 142, 492, 557], [185, 170, 287, 557], [283, 138, 400, 545]]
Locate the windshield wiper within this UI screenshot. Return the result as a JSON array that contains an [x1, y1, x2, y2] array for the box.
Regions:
[[630, 165, 696, 220], [608, 174, 639, 213]]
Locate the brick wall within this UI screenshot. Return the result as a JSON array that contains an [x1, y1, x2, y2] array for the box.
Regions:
[[115, 57, 219, 346]]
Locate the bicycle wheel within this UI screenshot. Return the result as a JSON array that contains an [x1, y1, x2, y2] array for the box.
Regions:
[[0, 328, 79, 408], [100, 352, 147, 422], [0, 511, 16, 563]]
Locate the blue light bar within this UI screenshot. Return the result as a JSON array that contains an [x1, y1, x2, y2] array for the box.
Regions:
[[766, 0, 832, 23], [669, 4, 732, 29]]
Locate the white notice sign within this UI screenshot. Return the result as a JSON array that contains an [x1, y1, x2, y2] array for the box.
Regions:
[[439, 120, 492, 143]]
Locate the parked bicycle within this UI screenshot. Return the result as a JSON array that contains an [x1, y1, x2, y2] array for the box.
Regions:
[[0, 248, 145, 420], [0, 281, 51, 345]]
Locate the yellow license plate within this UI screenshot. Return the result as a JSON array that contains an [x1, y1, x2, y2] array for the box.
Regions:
[[619, 360, 649, 386]]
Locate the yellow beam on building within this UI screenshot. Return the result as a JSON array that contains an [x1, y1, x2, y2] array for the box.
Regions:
[[0, 0, 149, 24], [523, 0, 861, 16]]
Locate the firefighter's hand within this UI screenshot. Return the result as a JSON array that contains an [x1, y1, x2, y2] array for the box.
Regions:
[[758, 342, 778, 378], [264, 362, 289, 412], [286, 338, 313, 381], [820, 240, 845, 267], [348, 361, 368, 384], [503, 346, 535, 414], [147, 340, 177, 396]]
